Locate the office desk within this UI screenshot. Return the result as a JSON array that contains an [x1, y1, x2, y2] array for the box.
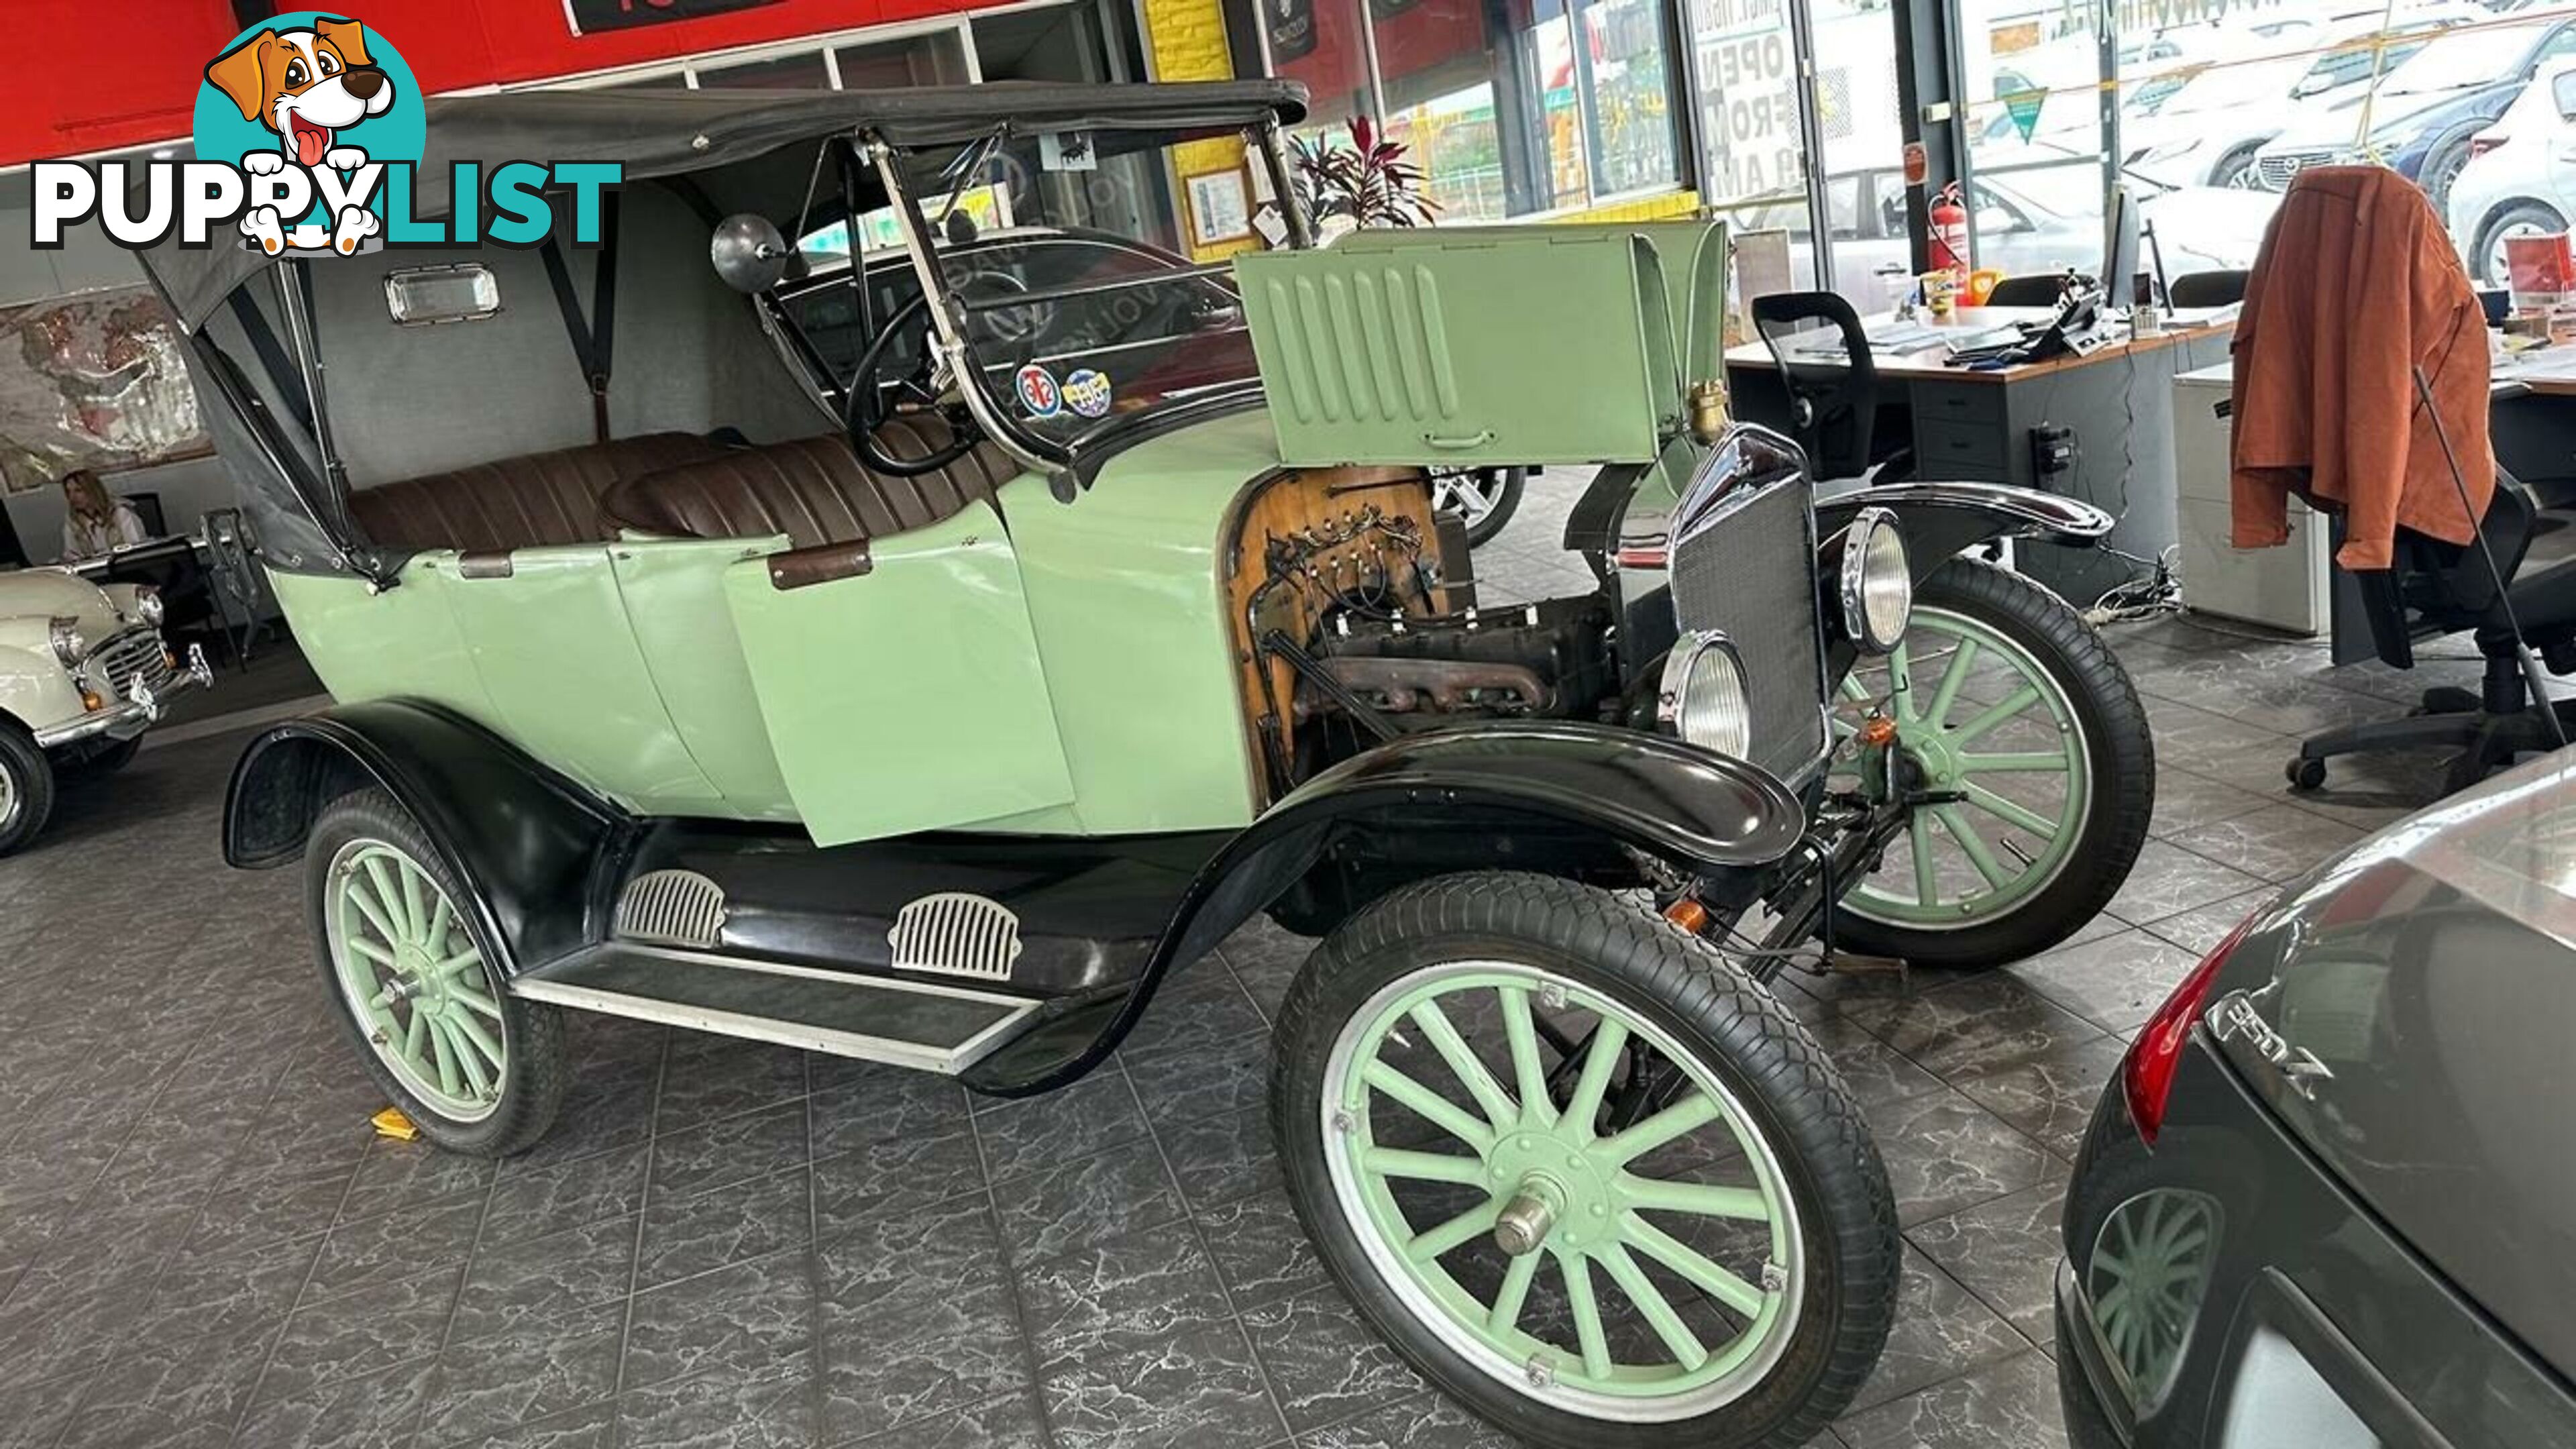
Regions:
[[1725, 308, 2239, 605]]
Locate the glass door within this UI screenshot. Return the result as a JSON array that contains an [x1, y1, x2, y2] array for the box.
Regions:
[[1955, 0, 2112, 293]]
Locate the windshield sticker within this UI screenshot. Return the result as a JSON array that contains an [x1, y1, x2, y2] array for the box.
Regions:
[[1039, 132, 1097, 173], [1016, 364, 1063, 417], [1063, 368, 1113, 419]]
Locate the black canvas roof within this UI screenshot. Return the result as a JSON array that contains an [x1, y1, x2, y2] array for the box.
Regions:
[[136, 80, 1305, 328]]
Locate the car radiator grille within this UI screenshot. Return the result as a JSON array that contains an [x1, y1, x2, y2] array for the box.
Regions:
[[90, 628, 172, 702], [2257, 149, 2330, 191], [1668, 472, 1828, 783]]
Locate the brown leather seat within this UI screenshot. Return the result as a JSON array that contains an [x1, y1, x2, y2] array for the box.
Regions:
[[348, 433, 728, 553], [601, 416, 1022, 548]]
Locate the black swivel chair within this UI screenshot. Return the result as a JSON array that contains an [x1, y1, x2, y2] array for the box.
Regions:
[[2168, 270, 2249, 308], [1749, 290, 1913, 483], [121, 489, 167, 537], [2292, 468, 2576, 796]]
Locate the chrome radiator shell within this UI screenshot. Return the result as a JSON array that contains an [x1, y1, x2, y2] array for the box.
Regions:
[[1664, 430, 1831, 784]]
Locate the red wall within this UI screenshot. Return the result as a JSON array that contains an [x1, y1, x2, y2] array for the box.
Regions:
[[8, 0, 998, 167]]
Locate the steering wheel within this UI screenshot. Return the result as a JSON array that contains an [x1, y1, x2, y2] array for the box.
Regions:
[[843, 291, 984, 478]]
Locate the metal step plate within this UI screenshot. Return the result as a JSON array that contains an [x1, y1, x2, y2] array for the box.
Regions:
[[513, 945, 1038, 1075]]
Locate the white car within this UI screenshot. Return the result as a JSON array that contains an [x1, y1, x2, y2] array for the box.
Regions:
[[0, 568, 211, 855], [2448, 64, 2576, 281]]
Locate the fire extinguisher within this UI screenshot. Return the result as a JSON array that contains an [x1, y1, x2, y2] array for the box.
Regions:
[[1929, 182, 1971, 286]]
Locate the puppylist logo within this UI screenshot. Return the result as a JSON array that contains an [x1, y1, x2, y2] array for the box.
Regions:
[[30, 13, 621, 257]]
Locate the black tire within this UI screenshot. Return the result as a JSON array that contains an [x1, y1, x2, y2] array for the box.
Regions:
[[305, 788, 568, 1157], [64, 735, 142, 776], [2209, 144, 2261, 190], [0, 724, 54, 857], [1436, 466, 1527, 548], [1831, 558, 2155, 968], [2475, 201, 2567, 285], [2417, 127, 2480, 217], [1272, 872, 1898, 1449]]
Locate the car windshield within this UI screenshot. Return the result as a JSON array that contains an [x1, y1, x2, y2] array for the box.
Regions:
[[894, 127, 1265, 450], [2381, 25, 2535, 95]]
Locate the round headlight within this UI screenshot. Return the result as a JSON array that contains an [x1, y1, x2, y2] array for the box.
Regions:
[[1839, 507, 1913, 654], [47, 615, 85, 667], [1658, 631, 1754, 759], [131, 586, 164, 627]]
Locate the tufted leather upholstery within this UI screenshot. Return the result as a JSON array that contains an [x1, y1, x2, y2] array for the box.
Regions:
[[348, 433, 729, 553], [602, 415, 1023, 548]]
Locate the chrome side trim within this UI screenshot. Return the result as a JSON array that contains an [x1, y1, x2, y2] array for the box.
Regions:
[[1823, 478, 2115, 539]]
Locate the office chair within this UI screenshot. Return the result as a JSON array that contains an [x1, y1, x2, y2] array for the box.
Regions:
[[1749, 290, 1913, 483], [122, 490, 167, 537], [2168, 270, 2249, 308], [1984, 272, 2073, 308], [2290, 468, 2576, 796]]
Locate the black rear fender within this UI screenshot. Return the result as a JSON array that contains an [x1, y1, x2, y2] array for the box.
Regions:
[[224, 700, 627, 973], [961, 721, 1805, 1096], [1817, 479, 2112, 583]]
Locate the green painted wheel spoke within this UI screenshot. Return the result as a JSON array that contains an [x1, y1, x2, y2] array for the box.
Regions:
[[431, 947, 483, 981], [1362, 1060, 1497, 1154], [427, 1015, 462, 1097], [345, 885, 405, 953], [361, 858, 411, 943], [424, 894, 454, 954], [1924, 637, 1979, 730], [401, 1007, 429, 1069], [1597, 1241, 1709, 1371], [1362, 1147, 1489, 1187], [1488, 1249, 1540, 1336], [1556, 1247, 1615, 1380], [1887, 640, 1917, 722], [396, 863, 428, 947], [1932, 804, 2010, 890], [441, 1017, 494, 1099], [1562, 1019, 1631, 1140], [449, 1010, 505, 1074], [1497, 987, 1556, 1129], [1597, 1091, 1723, 1168], [346, 936, 396, 969], [1618, 1176, 1770, 1222], [1838, 673, 1874, 704], [1951, 684, 2042, 745], [1964, 782, 2059, 839], [1621, 1212, 1767, 1318], [451, 983, 505, 1021], [1408, 1000, 1519, 1132], [1405, 1199, 1504, 1265], [1959, 750, 2070, 773], [1909, 812, 1940, 907]]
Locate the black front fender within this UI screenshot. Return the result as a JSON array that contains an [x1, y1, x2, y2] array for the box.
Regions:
[[224, 700, 627, 974], [1818, 479, 2112, 581], [960, 721, 1803, 1096]]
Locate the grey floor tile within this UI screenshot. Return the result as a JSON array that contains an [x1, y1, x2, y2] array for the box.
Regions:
[[1862, 1088, 2058, 1228], [336, 1136, 497, 1224], [234, 1359, 435, 1449], [1119, 968, 1267, 1065], [1945, 1036, 2131, 1161], [2171, 802, 2364, 883], [259, 1260, 464, 1404], [2008, 929, 2206, 1036], [1837, 1348, 2067, 1449], [1015, 1223, 1238, 1372], [2101, 840, 2266, 928], [306, 1190, 487, 1301], [1242, 1283, 1425, 1433], [450, 1212, 640, 1344], [820, 1279, 1028, 1442], [1843, 1246, 2029, 1415], [637, 1165, 812, 1289], [811, 1116, 987, 1239], [651, 1099, 809, 1201], [485, 1142, 651, 1239], [817, 1189, 1003, 1311], [1840, 974, 2104, 1079], [655, 1038, 811, 1132], [621, 1246, 814, 1393], [1907, 1181, 2070, 1341], [54, 1335, 268, 1449], [1295, 1393, 1518, 1449], [418, 1303, 625, 1446], [431, 1400, 615, 1449], [992, 1138, 1187, 1264], [2135, 889, 2271, 957], [619, 1352, 812, 1449], [1038, 1324, 1287, 1449], [1119, 1027, 1271, 1130], [972, 1073, 1152, 1181], [1153, 1103, 1284, 1210], [842, 1388, 1050, 1448], [1193, 1188, 1328, 1310]]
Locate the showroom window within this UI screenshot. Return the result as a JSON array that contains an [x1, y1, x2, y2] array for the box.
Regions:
[[1257, 0, 1688, 219]]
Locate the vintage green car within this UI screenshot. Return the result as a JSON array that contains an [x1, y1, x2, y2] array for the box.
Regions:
[[0, 566, 210, 854], [142, 80, 2153, 1447]]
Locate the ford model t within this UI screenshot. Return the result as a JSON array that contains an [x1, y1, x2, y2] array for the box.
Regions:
[[142, 80, 2151, 1447]]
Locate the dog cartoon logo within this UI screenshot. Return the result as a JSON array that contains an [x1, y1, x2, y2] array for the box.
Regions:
[[194, 13, 425, 257]]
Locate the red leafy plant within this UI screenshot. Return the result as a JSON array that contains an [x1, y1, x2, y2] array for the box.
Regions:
[[1291, 115, 1441, 228]]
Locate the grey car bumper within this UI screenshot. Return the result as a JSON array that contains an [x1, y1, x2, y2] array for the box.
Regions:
[[33, 643, 213, 749]]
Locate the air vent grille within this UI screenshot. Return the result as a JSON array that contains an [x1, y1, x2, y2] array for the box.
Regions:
[[615, 869, 727, 951], [889, 893, 1024, 981]]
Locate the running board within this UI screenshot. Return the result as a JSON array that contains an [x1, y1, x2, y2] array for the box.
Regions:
[[512, 944, 1040, 1075]]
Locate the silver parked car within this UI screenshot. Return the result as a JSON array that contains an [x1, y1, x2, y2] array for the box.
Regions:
[[2056, 748, 2576, 1445]]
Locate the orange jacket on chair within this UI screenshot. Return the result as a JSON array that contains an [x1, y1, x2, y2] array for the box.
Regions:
[[2230, 166, 2492, 570]]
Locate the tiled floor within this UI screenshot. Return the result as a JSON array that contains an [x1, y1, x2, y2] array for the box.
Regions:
[[0, 472, 2472, 1449]]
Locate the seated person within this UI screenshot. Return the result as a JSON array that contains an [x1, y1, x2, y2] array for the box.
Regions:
[[57, 470, 149, 562]]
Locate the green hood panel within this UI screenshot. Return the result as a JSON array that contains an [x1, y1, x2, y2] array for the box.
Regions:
[[1236, 222, 1725, 470]]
